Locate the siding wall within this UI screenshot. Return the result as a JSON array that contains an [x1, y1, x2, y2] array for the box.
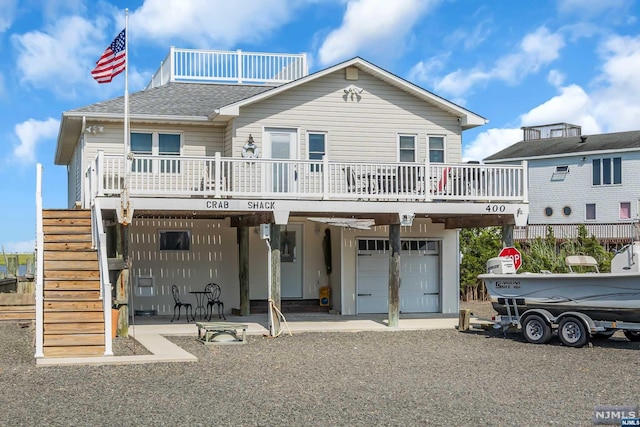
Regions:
[[231, 69, 463, 162], [527, 152, 640, 224]]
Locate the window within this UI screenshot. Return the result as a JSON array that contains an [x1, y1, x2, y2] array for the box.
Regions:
[[308, 132, 326, 172], [620, 202, 631, 219], [592, 157, 621, 185], [399, 135, 416, 162], [159, 231, 190, 251], [586, 203, 596, 220], [429, 136, 444, 163], [544, 207, 553, 217], [563, 206, 572, 216], [555, 165, 569, 173], [131, 131, 182, 173]]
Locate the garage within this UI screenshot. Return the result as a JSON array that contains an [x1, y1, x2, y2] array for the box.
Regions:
[[356, 239, 441, 314]]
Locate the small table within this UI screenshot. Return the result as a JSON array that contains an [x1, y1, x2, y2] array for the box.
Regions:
[[196, 321, 248, 345], [189, 291, 208, 320]]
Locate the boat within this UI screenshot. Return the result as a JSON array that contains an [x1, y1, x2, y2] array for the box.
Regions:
[[479, 243, 640, 324]]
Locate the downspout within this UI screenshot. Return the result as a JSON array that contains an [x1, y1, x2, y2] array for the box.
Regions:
[[34, 164, 44, 358]]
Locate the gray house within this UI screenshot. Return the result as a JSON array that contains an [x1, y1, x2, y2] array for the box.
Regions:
[[37, 48, 529, 358], [485, 123, 640, 246]]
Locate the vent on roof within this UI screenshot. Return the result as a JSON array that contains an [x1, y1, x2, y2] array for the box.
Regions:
[[580, 135, 588, 143]]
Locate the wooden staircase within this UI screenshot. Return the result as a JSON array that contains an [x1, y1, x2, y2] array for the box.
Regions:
[[43, 209, 105, 357]]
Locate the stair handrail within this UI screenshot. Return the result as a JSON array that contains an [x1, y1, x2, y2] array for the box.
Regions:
[[91, 199, 114, 355], [35, 163, 44, 358]]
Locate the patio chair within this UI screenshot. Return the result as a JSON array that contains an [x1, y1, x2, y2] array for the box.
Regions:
[[205, 283, 226, 320], [344, 167, 368, 194], [171, 284, 194, 322]]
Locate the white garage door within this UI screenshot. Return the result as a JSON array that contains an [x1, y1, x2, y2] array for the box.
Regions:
[[357, 239, 440, 314]]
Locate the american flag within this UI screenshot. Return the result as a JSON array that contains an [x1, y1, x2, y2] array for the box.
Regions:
[[91, 29, 126, 83]]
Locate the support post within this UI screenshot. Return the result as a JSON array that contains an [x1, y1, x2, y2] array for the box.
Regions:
[[270, 224, 282, 313], [502, 224, 514, 248], [388, 224, 400, 327], [115, 224, 130, 337], [238, 226, 250, 316]]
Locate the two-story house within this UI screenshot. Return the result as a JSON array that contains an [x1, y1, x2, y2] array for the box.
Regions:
[[37, 48, 528, 358], [484, 123, 640, 247]]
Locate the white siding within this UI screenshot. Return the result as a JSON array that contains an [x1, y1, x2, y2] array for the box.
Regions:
[[527, 152, 640, 225], [231, 70, 463, 162]]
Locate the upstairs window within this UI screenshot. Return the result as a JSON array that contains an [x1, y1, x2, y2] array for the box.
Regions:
[[130, 131, 182, 173], [159, 230, 190, 251], [620, 202, 631, 220], [592, 157, 621, 185], [308, 132, 326, 172], [399, 134, 416, 162], [586, 203, 596, 220], [429, 136, 444, 163]]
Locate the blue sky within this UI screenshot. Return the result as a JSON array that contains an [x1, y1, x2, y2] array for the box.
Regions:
[[1, 0, 639, 252]]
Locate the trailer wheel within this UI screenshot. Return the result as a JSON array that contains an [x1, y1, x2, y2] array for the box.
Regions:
[[558, 317, 588, 347], [522, 314, 551, 344], [623, 330, 640, 342]]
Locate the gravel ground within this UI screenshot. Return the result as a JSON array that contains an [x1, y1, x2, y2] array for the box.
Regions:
[[1, 307, 639, 427]]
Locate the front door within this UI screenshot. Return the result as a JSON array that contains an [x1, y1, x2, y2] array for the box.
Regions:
[[280, 224, 303, 298], [265, 128, 297, 193]]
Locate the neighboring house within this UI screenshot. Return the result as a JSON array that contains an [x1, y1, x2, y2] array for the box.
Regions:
[[484, 123, 640, 246], [39, 48, 528, 358]]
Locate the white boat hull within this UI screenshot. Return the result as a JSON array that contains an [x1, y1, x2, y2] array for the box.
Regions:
[[479, 272, 640, 323]]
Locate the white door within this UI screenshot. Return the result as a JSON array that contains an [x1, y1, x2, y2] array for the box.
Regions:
[[356, 239, 440, 314], [265, 128, 297, 193], [280, 224, 303, 298]]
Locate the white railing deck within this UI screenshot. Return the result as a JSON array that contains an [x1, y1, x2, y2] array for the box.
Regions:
[[90, 152, 527, 203], [146, 48, 308, 89]]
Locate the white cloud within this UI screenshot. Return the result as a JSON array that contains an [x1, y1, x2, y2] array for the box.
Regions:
[[0, 0, 17, 33], [317, 0, 438, 65], [130, 0, 296, 48], [547, 69, 565, 87], [12, 15, 109, 96], [463, 128, 522, 162], [3, 240, 35, 253], [13, 118, 60, 164], [557, 0, 630, 18], [433, 27, 565, 98]]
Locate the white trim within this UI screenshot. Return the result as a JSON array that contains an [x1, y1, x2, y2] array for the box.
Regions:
[[428, 134, 446, 163], [307, 130, 328, 163], [35, 164, 44, 358]]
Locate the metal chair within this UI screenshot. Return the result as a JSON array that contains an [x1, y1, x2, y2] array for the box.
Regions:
[[171, 284, 193, 322], [205, 283, 226, 320]]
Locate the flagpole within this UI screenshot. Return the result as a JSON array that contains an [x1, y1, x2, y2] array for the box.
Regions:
[[121, 8, 131, 225]]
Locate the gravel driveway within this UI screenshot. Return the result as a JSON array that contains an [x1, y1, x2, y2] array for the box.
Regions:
[[1, 315, 639, 426]]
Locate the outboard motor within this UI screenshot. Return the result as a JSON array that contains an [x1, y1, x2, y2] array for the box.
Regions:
[[611, 242, 640, 273], [486, 257, 516, 274]]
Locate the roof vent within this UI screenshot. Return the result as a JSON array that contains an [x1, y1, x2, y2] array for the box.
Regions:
[[580, 135, 588, 143]]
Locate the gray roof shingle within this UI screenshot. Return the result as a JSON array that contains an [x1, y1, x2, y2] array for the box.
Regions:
[[484, 130, 640, 162], [69, 82, 275, 117]]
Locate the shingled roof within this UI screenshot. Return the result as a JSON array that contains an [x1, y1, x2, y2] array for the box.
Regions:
[[484, 130, 640, 163], [69, 82, 274, 117]]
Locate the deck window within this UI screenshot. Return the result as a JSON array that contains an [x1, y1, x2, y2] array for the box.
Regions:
[[159, 134, 181, 173], [592, 157, 621, 186], [586, 203, 596, 220], [308, 132, 326, 172], [620, 202, 631, 220], [429, 136, 444, 163], [131, 132, 153, 172], [399, 135, 416, 162]]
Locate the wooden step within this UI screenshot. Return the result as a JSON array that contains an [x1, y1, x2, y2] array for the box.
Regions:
[[44, 260, 99, 271], [43, 225, 92, 235], [43, 209, 91, 219], [45, 280, 101, 290], [43, 251, 97, 261], [45, 242, 94, 251], [0, 310, 35, 321], [44, 333, 104, 347], [45, 300, 103, 311], [44, 311, 104, 323], [44, 270, 100, 280], [44, 290, 101, 300], [43, 217, 91, 226], [43, 346, 105, 358], [44, 234, 91, 243], [44, 322, 104, 334]]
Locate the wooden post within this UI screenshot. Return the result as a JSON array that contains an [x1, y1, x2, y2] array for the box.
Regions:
[[388, 224, 400, 328], [270, 224, 282, 312], [458, 309, 471, 332], [238, 226, 250, 316], [115, 224, 130, 337], [502, 224, 514, 248]]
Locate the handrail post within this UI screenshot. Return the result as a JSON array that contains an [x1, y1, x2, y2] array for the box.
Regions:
[[424, 157, 431, 201], [34, 163, 44, 358], [521, 160, 528, 203], [214, 152, 222, 198], [169, 46, 175, 83], [237, 49, 243, 84], [322, 156, 330, 200]]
